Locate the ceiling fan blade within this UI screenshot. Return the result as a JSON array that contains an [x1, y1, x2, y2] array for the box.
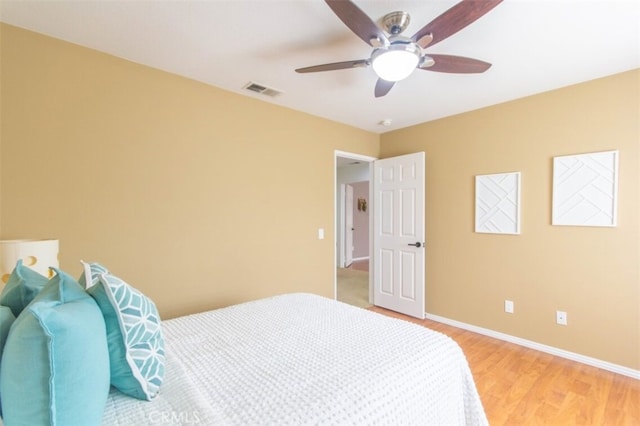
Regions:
[[411, 0, 503, 48], [374, 79, 395, 98], [296, 59, 369, 73], [420, 54, 491, 73], [325, 0, 389, 47]]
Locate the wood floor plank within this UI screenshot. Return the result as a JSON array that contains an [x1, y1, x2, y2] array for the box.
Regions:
[[368, 306, 640, 425]]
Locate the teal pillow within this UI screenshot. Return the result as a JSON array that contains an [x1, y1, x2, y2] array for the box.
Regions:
[[0, 269, 110, 425], [83, 262, 165, 400], [0, 259, 49, 317], [0, 305, 14, 356], [78, 260, 108, 288], [0, 306, 15, 417]]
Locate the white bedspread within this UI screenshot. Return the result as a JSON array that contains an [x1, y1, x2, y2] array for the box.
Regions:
[[102, 293, 487, 425]]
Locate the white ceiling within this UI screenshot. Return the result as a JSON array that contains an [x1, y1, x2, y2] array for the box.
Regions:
[[1, 0, 638, 134]]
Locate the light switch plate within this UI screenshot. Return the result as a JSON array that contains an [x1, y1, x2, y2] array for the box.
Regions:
[[505, 300, 514, 314], [556, 311, 567, 325]]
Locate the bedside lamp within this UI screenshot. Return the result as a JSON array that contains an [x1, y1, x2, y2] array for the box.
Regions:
[[0, 239, 59, 284]]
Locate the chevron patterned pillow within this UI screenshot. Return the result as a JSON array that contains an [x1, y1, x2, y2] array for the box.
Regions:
[[83, 261, 165, 401]]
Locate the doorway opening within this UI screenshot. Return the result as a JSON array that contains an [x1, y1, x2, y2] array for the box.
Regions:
[[335, 151, 375, 308]]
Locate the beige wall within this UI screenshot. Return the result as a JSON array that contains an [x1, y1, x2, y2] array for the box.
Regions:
[[0, 25, 3, 235], [380, 69, 640, 370], [2, 23, 638, 371], [0, 24, 379, 319]]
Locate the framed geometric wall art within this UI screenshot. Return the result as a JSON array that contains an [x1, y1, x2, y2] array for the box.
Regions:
[[475, 172, 521, 235], [552, 150, 619, 227]]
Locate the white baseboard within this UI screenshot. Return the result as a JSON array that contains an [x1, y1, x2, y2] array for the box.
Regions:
[[425, 313, 640, 380], [351, 256, 369, 262]]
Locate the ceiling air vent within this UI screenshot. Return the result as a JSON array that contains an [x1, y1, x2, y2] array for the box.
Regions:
[[243, 82, 283, 98]]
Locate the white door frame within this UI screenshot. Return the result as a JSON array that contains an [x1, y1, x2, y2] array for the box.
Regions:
[[334, 150, 376, 303]]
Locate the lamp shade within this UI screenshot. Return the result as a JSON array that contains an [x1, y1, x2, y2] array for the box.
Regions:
[[371, 44, 421, 82], [0, 239, 59, 284]]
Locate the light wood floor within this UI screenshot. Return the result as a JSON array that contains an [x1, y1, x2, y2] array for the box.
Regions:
[[369, 306, 640, 425]]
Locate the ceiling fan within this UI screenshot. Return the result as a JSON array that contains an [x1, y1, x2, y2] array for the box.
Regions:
[[295, 0, 503, 97]]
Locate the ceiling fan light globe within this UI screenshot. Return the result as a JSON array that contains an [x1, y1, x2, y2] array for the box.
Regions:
[[371, 45, 420, 82]]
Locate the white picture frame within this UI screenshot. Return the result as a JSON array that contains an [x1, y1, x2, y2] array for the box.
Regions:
[[552, 150, 619, 227], [475, 172, 521, 235]]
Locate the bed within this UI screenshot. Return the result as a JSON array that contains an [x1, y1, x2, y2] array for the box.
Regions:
[[101, 293, 487, 425]]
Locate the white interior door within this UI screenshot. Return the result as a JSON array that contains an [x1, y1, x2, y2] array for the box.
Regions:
[[344, 185, 353, 268], [373, 152, 425, 319], [345, 184, 354, 267]]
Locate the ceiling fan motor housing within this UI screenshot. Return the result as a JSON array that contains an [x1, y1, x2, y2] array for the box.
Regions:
[[382, 11, 411, 35]]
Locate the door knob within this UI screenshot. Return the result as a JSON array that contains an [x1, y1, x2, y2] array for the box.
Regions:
[[408, 242, 422, 248]]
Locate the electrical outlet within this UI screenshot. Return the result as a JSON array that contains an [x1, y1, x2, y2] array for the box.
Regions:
[[556, 311, 567, 325], [504, 300, 514, 314]]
